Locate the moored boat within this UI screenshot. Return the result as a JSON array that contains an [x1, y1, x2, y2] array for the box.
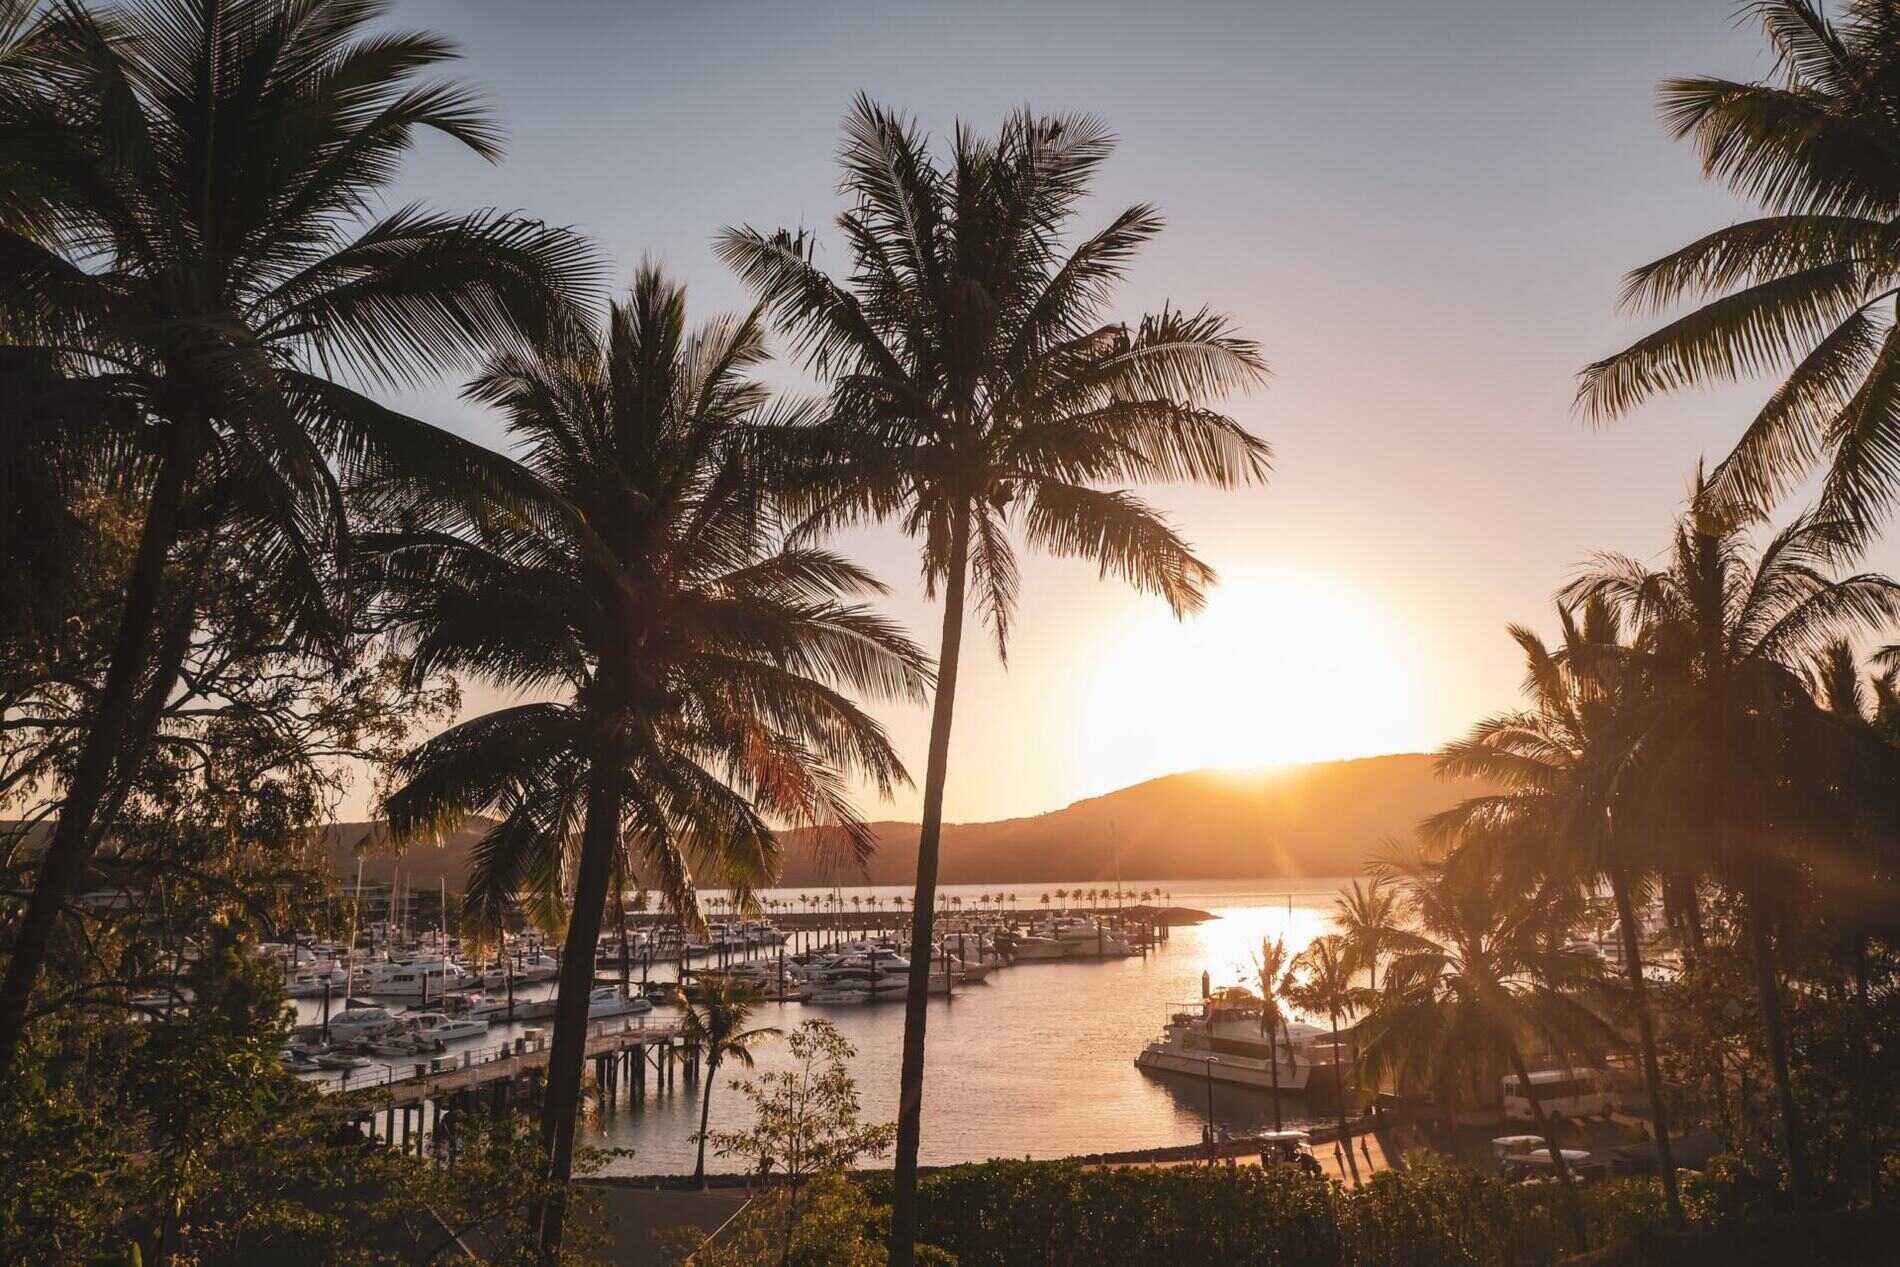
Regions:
[[1134, 987, 1320, 1092]]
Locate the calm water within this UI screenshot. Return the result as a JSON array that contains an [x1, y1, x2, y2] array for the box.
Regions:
[[293, 877, 1352, 1174], [588, 877, 1350, 1175]]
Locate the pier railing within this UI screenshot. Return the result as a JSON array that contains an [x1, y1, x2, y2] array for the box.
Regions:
[[313, 1015, 685, 1097]]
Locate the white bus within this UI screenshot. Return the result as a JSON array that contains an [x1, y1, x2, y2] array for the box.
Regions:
[[1501, 1068, 1612, 1122]]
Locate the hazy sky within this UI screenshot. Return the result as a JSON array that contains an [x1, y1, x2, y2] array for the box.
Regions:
[[351, 0, 1894, 825]]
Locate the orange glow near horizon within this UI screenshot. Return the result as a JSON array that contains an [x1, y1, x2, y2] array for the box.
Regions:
[[1073, 569, 1427, 798]]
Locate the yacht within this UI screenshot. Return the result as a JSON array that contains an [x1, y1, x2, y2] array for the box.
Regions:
[[1008, 935, 1072, 961], [363, 961, 476, 999], [586, 986, 653, 1019], [1134, 987, 1322, 1092], [1032, 917, 1134, 957], [285, 965, 350, 997], [939, 931, 1000, 967], [326, 1005, 399, 1041], [367, 1029, 441, 1058], [514, 953, 561, 981], [315, 1050, 370, 1071], [806, 985, 871, 1005], [410, 1011, 489, 1044]]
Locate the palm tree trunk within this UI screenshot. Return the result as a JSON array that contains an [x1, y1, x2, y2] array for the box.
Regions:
[[0, 430, 195, 1075], [1508, 1046, 1588, 1251], [694, 1053, 720, 1188], [537, 766, 624, 1266], [1331, 1012, 1359, 1185], [888, 508, 970, 1267], [1743, 883, 1812, 1207], [1268, 1010, 1283, 1134], [1854, 943, 1879, 1205], [1611, 869, 1682, 1224]]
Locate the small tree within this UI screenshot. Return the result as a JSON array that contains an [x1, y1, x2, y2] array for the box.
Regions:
[[683, 980, 780, 1188], [706, 1021, 895, 1265]]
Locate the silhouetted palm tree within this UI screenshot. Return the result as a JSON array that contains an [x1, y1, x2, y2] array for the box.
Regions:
[[721, 98, 1268, 1263], [1568, 495, 1900, 1205], [373, 268, 927, 1259], [1579, 0, 1900, 535], [1284, 934, 1371, 1185], [1334, 875, 1403, 992], [1428, 598, 1686, 1223], [1252, 934, 1294, 1133], [1360, 848, 1617, 1249], [0, 0, 596, 1073], [683, 978, 779, 1188]]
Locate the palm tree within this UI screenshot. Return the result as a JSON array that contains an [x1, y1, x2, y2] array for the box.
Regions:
[[1427, 598, 1687, 1224], [1334, 875, 1402, 992], [1284, 934, 1371, 1185], [1252, 935, 1294, 1133], [1578, 0, 1900, 535], [721, 99, 1268, 1263], [682, 978, 780, 1188], [373, 268, 929, 1260], [0, 0, 595, 1074], [1568, 496, 1900, 1205], [1359, 848, 1617, 1250]]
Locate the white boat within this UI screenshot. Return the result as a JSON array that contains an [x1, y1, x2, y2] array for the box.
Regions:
[[586, 986, 652, 1018], [280, 1048, 322, 1073], [410, 1011, 490, 1044], [1032, 917, 1135, 956], [464, 994, 521, 1020], [363, 961, 476, 999], [316, 1050, 370, 1070], [514, 953, 561, 982], [806, 986, 871, 1005], [950, 959, 991, 983], [1009, 935, 1072, 961], [939, 931, 1002, 968], [368, 1031, 440, 1058], [285, 966, 350, 997], [327, 1006, 399, 1040], [1134, 987, 1320, 1092]]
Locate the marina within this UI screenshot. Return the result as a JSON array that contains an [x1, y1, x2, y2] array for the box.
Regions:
[[267, 879, 1348, 1171]]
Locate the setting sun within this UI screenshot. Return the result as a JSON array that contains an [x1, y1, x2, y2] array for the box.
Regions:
[[1076, 570, 1427, 794]]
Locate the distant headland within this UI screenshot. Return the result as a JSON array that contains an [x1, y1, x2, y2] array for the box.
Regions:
[[323, 752, 1489, 891]]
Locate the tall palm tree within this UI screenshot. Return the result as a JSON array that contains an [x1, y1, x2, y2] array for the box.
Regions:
[[1578, 0, 1900, 535], [1428, 599, 1687, 1223], [1252, 934, 1294, 1133], [1334, 875, 1403, 992], [721, 98, 1268, 1263], [372, 268, 929, 1261], [1568, 496, 1900, 1206], [1284, 934, 1371, 1185], [0, 0, 595, 1073], [682, 978, 779, 1188], [1360, 848, 1617, 1250]]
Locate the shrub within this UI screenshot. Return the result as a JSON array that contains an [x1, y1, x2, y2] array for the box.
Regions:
[[886, 1157, 1676, 1267]]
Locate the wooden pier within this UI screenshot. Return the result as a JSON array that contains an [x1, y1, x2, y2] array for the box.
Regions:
[[321, 1016, 698, 1158]]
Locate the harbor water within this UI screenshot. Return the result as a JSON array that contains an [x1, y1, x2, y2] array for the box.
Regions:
[[295, 876, 1353, 1175]]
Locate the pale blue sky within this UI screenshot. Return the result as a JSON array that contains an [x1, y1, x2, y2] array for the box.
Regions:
[[348, 1, 1884, 824]]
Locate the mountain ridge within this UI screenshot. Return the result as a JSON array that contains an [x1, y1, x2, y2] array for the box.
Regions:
[[320, 752, 1488, 890]]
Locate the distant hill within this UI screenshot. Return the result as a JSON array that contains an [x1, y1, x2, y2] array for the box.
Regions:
[[322, 753, 1486, 889]]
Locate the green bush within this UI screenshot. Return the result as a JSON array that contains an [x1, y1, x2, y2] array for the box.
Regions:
[[881, 1157, 1677, 1267]]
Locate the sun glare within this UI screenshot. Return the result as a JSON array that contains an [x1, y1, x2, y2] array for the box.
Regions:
[[1074, 570, 1424, 794]]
